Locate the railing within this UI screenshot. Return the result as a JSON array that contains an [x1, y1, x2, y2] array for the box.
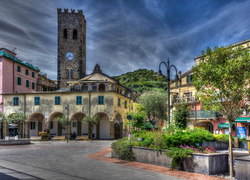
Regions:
[[172, 96, 198, 104], [189, 110, 221, 119]]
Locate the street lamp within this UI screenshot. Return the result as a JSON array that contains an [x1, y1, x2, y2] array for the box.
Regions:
[[157, 58, 179, 124], [65, 104, 69, 143]]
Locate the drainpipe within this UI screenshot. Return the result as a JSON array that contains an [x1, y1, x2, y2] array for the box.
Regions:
[[23, 94, 26, 138], [13, 61, 15, 93]]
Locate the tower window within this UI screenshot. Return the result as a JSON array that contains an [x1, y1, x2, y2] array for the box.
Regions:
[[99, 83, 105, 92], [73, 29, 77, 39], [63, 29, 67, 39], [67, 69, 73, 79]]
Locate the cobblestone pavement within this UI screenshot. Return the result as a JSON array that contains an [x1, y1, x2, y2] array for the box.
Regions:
[[0, 141, 224, 180]]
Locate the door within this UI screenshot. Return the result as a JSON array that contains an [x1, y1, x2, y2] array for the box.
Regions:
[[114, 123, 120, 139]]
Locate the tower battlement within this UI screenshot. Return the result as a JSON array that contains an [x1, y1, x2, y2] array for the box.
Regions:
[[57, 8, 83, 15]]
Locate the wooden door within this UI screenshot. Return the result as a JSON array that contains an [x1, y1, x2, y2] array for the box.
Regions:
[[114, 123, 120, 139]]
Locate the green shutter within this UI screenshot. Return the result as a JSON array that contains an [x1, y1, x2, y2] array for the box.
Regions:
[[17, 66, 21, 72], [26, 80, 29, 87], [187, 75, 190, 83], [55, 96, 60, 105], [13, 97, 19, 106], [32, 72, 35, 78], [98, 96, 104, 104], [25, 69, 29, 75], [17, 77, 21, 85], [34, 97, 40, 105], [76, 96, 82, 105], [118, 98, 120, 106], [32, 82, 35, 89]]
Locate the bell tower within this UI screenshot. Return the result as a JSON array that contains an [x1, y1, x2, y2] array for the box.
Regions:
[[57, 8, 86, 89]]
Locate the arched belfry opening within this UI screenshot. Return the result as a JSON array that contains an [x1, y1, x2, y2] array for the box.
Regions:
[[73, 29, 77, 39]]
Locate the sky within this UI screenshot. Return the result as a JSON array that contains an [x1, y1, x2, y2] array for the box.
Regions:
[[1, 0, 250, 80]]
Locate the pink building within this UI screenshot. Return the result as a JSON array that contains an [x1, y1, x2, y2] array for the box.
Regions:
[[0, 48, 40, 112]]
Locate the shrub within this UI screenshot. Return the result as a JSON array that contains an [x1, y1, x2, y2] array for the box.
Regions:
[[214, 134, 234, 143], [164, 147, 193, 170], [239, 138, 247, 142], [163, 128, 215, 148], [111, 138, 135, 161]]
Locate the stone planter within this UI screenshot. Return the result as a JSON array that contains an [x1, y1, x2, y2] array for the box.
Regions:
[[112, 146, 229, 175], [235, 156, 250, 180], [0, 138, 31, 146], [202, 141, 229, 150]]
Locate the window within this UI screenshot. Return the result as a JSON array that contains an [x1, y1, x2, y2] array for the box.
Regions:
[[82, 84, 88, 92], [55, 96, 61, 105], [50, 121, 53, 129], [76, 96, 82, 105], [73, 29, 77, 39], [25, 69, 29, 75], [30, 122, 36, 130], [99, 83, 105, 92], [17, 65, 21, 72], [26, 80, 29, 88], [34, 97, 40, 105], [13, 97, 19, 106], [67, 69, 73, 79], [32, 82, 35, 89], [175, 81, 178, 87], [73, 84, 80, 92], [118, 98, 120, 106], [63, 29, 67, 39], [124, 101, 127, 108], [73, 122, 77, 127], [92, 84, 97, 92], [98, 96, 104, 104], [186, 74, 193, 83], [17, 77, 21, 85], [32, 72, 35, 78]]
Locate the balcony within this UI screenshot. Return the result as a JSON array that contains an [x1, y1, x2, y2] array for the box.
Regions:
[[172, 96, 198, 104], [189, 110, 222, 120]]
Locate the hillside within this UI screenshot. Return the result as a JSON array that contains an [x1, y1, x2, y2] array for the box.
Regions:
[[113, 69, 168, 93]]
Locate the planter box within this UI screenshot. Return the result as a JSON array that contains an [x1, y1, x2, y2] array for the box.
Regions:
[[202, 141, 229, 150], [239, 141, 248, 150], [0, 139, 31, 146], [112, 146, 229, 175], [235, 156, 250, 180]]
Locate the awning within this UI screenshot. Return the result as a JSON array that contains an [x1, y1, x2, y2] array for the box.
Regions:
[[235, 117, 250, 123], [217, 123, 235, 129]]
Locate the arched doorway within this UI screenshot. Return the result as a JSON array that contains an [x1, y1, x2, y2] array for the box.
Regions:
[[93, 112, 110, 139], [70, 112, 86, 137], [27, 113, 45, 137], [207, 123, 214, 134], [114, 114, 123, 139], [48, 112, 65, 137]]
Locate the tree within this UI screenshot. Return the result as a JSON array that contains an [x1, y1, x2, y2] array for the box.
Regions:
[[82, 115, 100, 139], [139, 89, 168, 126], [174, 103, 190, 130], [132, 112, 146, 129], [192, 45, 250, 177], [54, 115, 69, 139]]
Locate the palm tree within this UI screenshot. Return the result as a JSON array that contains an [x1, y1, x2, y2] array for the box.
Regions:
[[82, 115, 100, 139]]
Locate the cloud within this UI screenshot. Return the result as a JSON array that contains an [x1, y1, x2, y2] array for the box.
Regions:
[[0, 0, 250, 81]]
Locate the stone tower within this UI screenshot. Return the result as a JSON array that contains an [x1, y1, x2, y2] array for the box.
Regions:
[[57, 8, 86, 89]]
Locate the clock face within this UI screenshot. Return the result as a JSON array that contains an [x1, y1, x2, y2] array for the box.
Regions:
[[65, 52, 74, 60]]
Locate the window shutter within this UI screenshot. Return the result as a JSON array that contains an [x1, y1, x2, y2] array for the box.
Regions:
[[187, 75, 190, 83]]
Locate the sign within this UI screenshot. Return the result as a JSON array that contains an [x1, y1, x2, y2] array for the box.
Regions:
[[127, 115, 132, 120], [5, 136, 9, 140], [45, 112, 49, 118], [237, 127, 246, 138]]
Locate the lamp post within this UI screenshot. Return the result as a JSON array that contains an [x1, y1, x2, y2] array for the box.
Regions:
[[157, 58, 179, 125], [65, 104, 69, 143]]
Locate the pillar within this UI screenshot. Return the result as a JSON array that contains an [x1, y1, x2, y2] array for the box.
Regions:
[[24, 122, 29, 138], [110, 120, 114, 139], [119, 122, 123, 138]]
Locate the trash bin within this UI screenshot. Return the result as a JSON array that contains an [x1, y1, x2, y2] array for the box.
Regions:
[[234, 137, 239, 148]]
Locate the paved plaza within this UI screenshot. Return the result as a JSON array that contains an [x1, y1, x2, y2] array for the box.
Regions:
[[0, 141, 223, 180]]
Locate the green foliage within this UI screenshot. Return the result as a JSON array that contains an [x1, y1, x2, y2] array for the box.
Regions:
[[163, 128, 215, 148], [164, 147, 193, 170], [192, 45, 250, 122], [113, 69, 168, 93], [132, 112, 146, 129], [54, 115, 69, 126], [214, 134, 234, 143], [174, 103, 190, 130], [139, 89, 168, 125], [111, 138, 135, 161], [239, 138, 248, 142]]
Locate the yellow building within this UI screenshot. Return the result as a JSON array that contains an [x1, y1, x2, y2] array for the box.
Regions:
[[3, 64, 135, 140]]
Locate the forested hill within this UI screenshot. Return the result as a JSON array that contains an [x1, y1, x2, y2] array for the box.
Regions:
[[112, 69, 168, 93]]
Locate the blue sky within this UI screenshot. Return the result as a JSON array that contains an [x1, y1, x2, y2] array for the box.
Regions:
[[1, 0, 250, 80]]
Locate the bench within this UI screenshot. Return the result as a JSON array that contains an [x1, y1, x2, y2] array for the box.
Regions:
[[30, 136, 42, 141], [75, 135, 88, 141], [52, 136, 65, 141]]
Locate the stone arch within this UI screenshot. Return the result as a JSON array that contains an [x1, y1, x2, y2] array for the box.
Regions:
[[82, 83, 88, 92], [70, 112, 86, 136], [27, 113, 45, 137], [48, 112, 65, 136], [114, 113, 123, 139], [91, 83, 97, 92], [93, 112, 110, 139], [98, 83, 105, 92], [72, 83, 80, 92]]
